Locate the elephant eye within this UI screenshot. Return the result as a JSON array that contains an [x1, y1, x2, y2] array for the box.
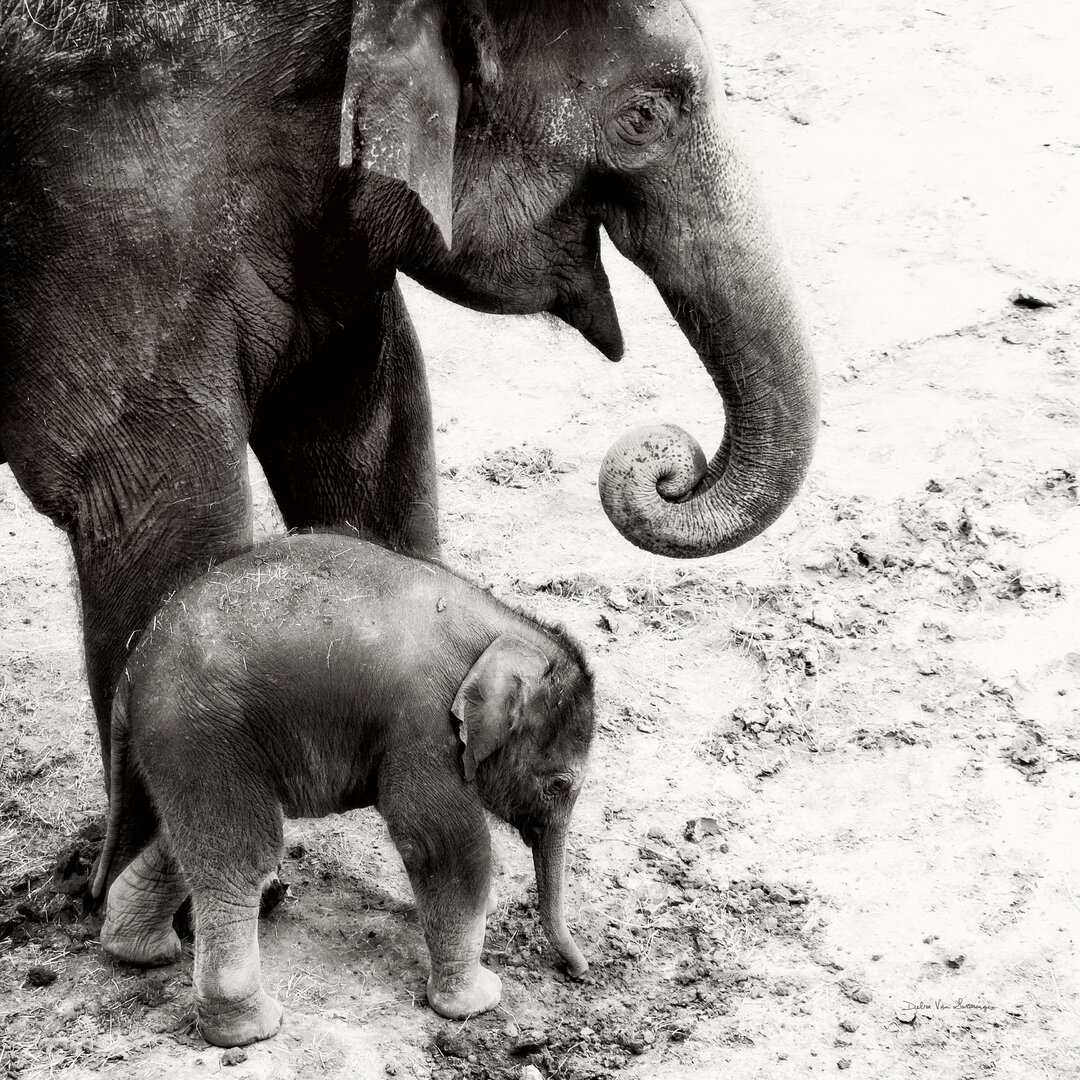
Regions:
[[624, 103, 657, 137], [546, 774, 573, 795], [603, 89, 684, 168]]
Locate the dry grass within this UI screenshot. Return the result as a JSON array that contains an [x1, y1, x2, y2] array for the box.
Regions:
[[0, 715, 100, 880], [474, 445, 572, 489]]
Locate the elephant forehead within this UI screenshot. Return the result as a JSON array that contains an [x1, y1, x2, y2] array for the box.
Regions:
[[638, 0, 704, 36], [526, 12, 709, 128], [629, 0, 711, 77]]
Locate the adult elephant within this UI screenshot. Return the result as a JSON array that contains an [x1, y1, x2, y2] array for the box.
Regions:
[[0, 0, 817, 862]]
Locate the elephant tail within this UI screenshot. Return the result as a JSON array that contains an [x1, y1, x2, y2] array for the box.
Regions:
[[90, 678, 131, 900]]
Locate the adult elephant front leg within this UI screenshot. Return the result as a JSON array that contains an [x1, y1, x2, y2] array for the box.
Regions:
[[66, 420, 253, 871], [250, 286, 439, 560]]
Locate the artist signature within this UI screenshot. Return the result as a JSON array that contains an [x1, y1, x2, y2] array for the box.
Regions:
[[901, 1000, 995, 1012]]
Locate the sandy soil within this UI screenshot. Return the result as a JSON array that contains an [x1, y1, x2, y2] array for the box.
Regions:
[[2, 1, 1078, 1077]]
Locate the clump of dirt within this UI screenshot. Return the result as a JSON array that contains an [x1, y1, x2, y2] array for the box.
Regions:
[[612, 576, 718, 637], [702, 702, 817, 780], [473, 446, 572, 488], [850, 725, 928, 751], [811, 472, 1070, 612], [1002, 726, 1062, 782], [50, 820, 105, 900], [0, 818, 104, 951], [23, 964, 58, 988], [523, 573, 606, 601], [104, 974, 180, 1023], [731, 621, 829, 678]]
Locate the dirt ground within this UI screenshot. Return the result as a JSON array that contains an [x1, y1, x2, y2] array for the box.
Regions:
[[2, 1, 1078, 1077]]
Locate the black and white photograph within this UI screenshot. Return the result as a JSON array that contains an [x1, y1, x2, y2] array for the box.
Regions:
[[0, 1, 1076, 1076]]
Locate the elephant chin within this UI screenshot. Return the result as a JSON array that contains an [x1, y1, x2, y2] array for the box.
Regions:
[[551, 291, 625, 362]]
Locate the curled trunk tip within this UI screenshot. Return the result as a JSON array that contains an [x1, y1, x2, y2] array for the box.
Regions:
[[597, 400, 816, 558]]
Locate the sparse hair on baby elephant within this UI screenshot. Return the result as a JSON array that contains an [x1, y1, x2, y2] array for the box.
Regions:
[[91, 534, 595, 1048]]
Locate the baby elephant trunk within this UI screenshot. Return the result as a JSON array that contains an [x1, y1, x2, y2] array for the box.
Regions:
[[533, 821, 588, 978]]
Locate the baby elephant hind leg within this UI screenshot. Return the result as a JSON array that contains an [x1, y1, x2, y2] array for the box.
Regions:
[[166, 794, 286, 1048], [100, 835, 188, 966]]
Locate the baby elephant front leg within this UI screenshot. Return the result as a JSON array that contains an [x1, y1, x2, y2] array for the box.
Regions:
[[421, 891, 501, 1020], [383, 783, 501, 1019]]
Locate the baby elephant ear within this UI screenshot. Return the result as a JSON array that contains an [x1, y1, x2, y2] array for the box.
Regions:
[[452, 634, 549, 783], [339, 0, 458, 248]]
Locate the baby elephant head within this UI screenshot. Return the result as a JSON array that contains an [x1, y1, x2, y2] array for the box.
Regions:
[[452, 632, 595, 976]]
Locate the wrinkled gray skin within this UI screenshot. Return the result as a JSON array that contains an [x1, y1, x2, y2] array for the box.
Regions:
[[0, 0, 817, 868], [92, 533, 595, 1047]]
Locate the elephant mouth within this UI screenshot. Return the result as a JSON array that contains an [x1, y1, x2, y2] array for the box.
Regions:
[[518, 823, 540, 849]]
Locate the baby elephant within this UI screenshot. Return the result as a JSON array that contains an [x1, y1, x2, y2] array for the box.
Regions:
[[92, 534, 594, 1047]]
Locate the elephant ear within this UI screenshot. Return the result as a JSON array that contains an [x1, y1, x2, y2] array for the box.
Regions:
[[452, 634, 550, 783], [339, 0, 458, 249]]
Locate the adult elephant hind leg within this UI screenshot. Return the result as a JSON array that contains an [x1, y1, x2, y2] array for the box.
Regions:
[[250, 286, 439, 559], [380, 764, 500, 1020], [100, 835, 188, 967]]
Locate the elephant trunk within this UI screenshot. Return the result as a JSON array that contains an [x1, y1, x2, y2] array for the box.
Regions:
[[599, 97, 819, 558], [532, 820, 588, 978]]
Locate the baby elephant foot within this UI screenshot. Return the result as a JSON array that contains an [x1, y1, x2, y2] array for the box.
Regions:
[[197, 989, 284, 1048], [100, 919, 182, 967], [427, 965, 502, 1020], [99, 838, 188, 967]]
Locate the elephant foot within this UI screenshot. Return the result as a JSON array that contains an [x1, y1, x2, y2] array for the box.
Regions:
[[99, 836, 188, 966], [427, 965, 502, 1019], [100, 920, 182, 967], [197, 989, 284, 1048]]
